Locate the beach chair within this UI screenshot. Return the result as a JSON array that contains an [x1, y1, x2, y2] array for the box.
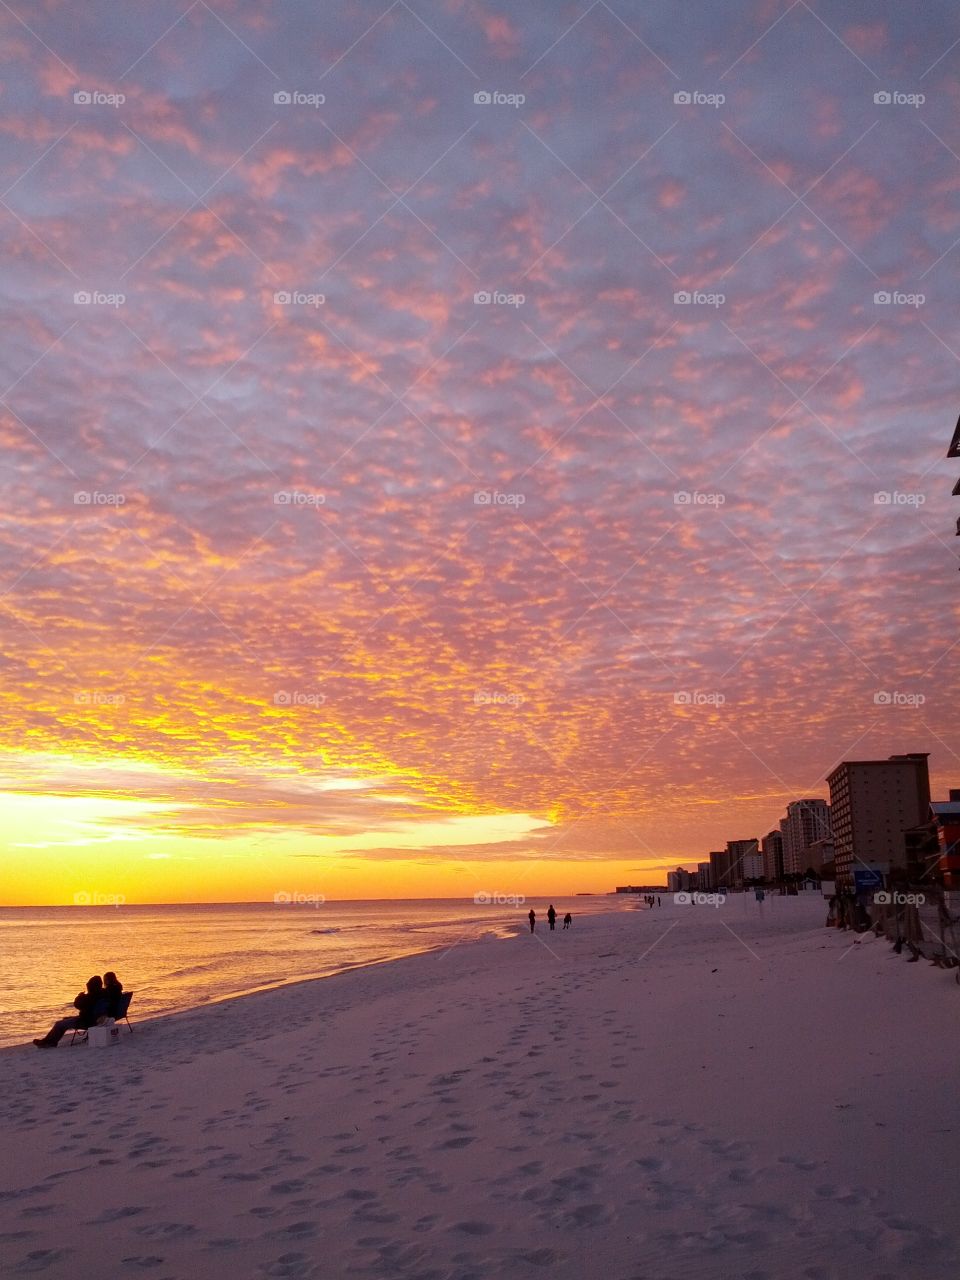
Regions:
[[70, 992, 134, 1045]]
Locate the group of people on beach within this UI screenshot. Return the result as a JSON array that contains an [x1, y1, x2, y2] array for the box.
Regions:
[[33, 972, 125, 1048], [528, 905, 571, 932]]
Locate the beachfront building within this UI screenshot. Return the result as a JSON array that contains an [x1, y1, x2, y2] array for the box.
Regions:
[[782, 799, 831, 877], [802, 837, 835, 877], [761, 829, 784, 883], [697, 861, 713, 890], [708, 849, 731, 891], [741, 852, 764, 882], [667, 867, 693, 892], [725, 839, 760, 888], [826, 753, 931, 891]]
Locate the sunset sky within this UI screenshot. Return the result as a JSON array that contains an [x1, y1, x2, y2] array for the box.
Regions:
[[1, 0, 958, 905]]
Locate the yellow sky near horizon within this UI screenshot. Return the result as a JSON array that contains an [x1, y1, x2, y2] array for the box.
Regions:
[[0, 760, 672, 905]]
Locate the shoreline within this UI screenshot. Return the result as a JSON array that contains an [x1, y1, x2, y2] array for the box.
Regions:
[[3, 926, 511, 1057], [3, 899, 958, 1278], [4, 898, 623, 1053]]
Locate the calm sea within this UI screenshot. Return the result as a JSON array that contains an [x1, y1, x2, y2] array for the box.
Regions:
[[0, 896, 628, 1048]]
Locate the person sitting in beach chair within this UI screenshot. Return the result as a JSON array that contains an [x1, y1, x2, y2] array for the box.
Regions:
[[33, 975, 106, 1049], [102, 971, 124, 1019]]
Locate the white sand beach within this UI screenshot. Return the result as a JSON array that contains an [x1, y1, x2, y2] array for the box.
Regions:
[[2, 897, 959, 1280]]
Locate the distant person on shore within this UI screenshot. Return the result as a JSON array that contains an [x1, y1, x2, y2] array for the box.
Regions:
[[563, 912, 572, 929], [103, 971, 124, 1019], [657, 896, 661, 907], [33, 975, 105, 1048], [528, 908, 536, 933], [547, 904, 557, 930]]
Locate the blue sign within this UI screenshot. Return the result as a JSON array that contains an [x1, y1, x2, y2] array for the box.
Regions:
[[853, 868, 883, 892]]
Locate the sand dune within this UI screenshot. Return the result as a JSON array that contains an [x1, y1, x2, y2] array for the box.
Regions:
[[1, 897, 958, 1279]]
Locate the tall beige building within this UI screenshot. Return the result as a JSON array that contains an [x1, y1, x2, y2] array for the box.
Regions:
[[782, 799, 831, 876], [761, 829, 784, 882], [826, 753, 931, 890]]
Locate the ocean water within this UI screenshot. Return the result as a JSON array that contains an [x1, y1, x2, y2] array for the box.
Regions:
[[0, 896, 628, 1048]]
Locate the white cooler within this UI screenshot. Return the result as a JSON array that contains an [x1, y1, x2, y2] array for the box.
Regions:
[[87, 1023, 121, 1047]]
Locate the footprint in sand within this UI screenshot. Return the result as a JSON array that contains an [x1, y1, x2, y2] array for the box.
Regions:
[[135, 1222, 197, 1239], [93, 1206, 146, 1223], [13, 1249, 73, 1274]]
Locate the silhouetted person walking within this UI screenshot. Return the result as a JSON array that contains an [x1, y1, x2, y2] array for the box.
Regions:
[[547, 904, 557, 930], [563, 912, 572, 929], [528, 908, 536, 933]]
